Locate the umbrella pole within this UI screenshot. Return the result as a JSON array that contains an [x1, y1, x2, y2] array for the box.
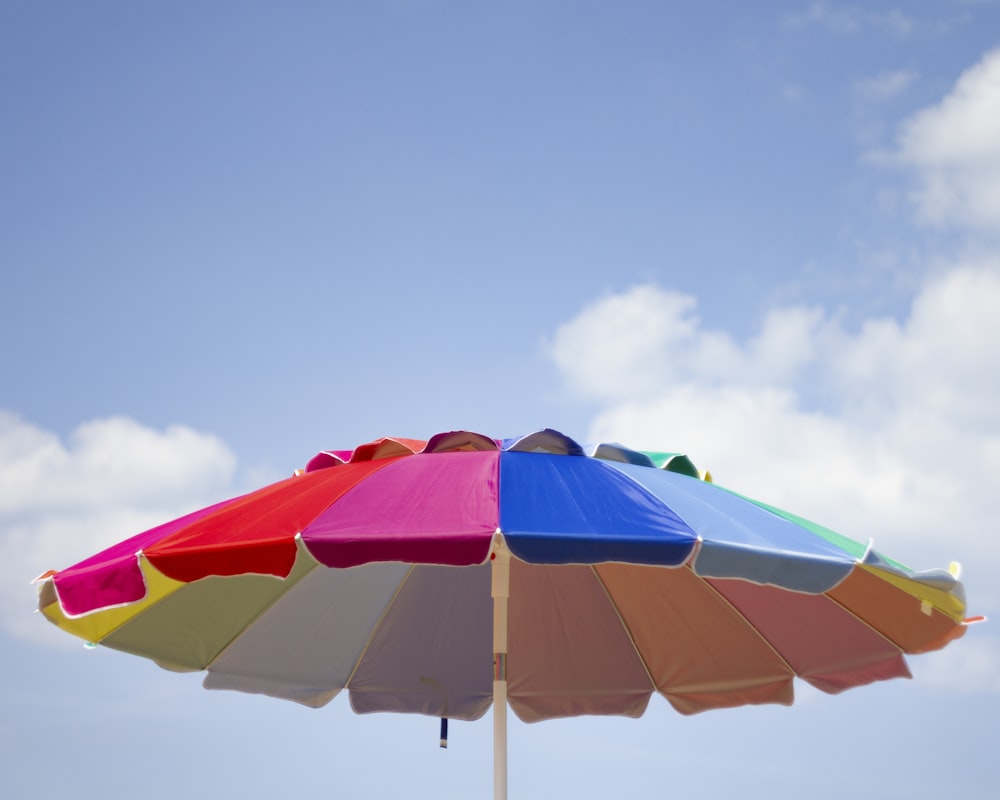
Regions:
[[491, 534, 511, 800]]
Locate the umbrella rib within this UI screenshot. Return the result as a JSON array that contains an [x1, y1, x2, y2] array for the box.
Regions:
[[692, 569, 799, 679], [589, 564, 658, 694], [204, 538, 322, 671], [822, 579, 911, 655], [343, 563, 417, 691]]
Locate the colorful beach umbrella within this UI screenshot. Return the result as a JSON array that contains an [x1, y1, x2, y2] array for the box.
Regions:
[[35, 429, 972, 800]]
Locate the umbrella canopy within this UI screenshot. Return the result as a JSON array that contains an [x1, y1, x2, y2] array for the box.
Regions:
[[36, 429, 972, 798]]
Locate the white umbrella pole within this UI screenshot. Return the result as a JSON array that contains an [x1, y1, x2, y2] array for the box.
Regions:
[[491, 533, 511, 800]]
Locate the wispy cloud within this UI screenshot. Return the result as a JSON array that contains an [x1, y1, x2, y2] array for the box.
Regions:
[[854, 69, 918, 103], [782, 2, 916, 36]]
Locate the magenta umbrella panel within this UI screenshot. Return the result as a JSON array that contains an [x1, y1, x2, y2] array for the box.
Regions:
[[37, 429, 971, 725]]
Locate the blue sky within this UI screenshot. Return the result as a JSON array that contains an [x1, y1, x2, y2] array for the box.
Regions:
[[3, 2, 999, 797]]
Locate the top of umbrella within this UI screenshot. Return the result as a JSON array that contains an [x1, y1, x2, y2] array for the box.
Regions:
[[37, 428, 969, 631]]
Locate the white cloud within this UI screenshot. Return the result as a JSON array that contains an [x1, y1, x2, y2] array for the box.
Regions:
[[895, 47, 1000, 230], [548, 286, 837, 403], [0, 413, 237, 644], [549, 285, 834, 403]]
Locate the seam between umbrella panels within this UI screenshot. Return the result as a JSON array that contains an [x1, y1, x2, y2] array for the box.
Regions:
[[699, 571, 915, 684], [589, 565, 658, 693], [698, 563, 912, 668], [687, 569, 799, 682], [821, 581, 913, 656], [342, 563, 418, 690], [204, 557, 324, 671]]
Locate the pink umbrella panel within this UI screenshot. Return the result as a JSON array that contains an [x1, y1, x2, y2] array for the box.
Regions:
[[37, 428, 972, 726]]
